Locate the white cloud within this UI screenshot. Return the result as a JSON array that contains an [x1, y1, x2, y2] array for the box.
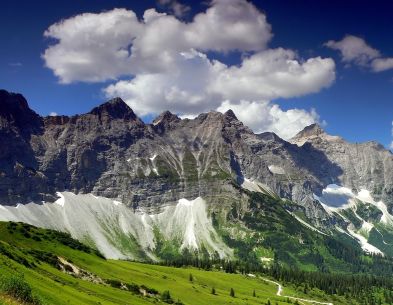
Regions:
[[157, 0, 190, 17], [43, 1, 336, 140], [49, 112, 58, 116], [186, 0, 272, 52], [43, 8, 142, 83], [43, 1, 273, 83], [217, 100, 320, 140], [210, 48, 335, 101], [371, 58, 393, 72], [326, 35, 393, 73], [325, 35, 379, 66]]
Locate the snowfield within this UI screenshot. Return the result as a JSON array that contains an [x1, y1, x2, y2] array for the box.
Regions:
[[315, 184, 393, 256]]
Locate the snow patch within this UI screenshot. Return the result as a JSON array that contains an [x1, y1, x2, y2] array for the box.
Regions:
[[240, 177, 273, 196], [347, 224, 383, 255], [316, 184, 354, 208], [55, 192, 65, 207], [357, 189, 393, 225], [268, 165, 285, 175], [112, 200, 122, 206], [315, 185, 390, 255]]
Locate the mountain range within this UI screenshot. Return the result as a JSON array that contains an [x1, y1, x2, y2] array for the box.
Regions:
[[1, 89, 393, 269]]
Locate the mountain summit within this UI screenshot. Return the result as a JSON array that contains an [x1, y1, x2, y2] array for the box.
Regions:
[[89, 97, 141, 122]]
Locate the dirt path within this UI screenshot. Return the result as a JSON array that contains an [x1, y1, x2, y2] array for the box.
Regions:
[[261, 277, 333, 305]]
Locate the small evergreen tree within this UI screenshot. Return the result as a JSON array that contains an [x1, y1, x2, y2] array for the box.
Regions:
[[161, 290, 172, 303], [211, 287, 216, 295], [189, 273, 193, 282], [230, 288, 235, 297], [253, 289, 256, 297]]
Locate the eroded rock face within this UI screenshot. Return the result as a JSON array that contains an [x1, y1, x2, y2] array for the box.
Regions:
[[1, 90, 393, 221], [291, 123, 393, 210]]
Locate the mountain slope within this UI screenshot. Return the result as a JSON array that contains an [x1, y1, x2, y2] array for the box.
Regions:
[[2, 89, 393, 266], [1, 221, 356, 305]]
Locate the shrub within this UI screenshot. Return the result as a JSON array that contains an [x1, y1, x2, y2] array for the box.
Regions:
[[140, 285, 159, 295], [125, 283, 140, 294], [0, 274, 41, 304], [161, 290, 173, 303], [106, 279, 122, 289]]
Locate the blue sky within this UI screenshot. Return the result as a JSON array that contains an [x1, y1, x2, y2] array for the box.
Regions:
[[1, 0, 393, 146]]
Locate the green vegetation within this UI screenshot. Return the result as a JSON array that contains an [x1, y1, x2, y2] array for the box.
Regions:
[[2, 221, 393, 304], [0, 221, 349, 305], [2, 184, 393, 304]]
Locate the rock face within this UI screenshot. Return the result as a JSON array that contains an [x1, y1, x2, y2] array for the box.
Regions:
[[0, 90, 393, 259], [291, 123, 393, 210], [1, 90, 392, 213]]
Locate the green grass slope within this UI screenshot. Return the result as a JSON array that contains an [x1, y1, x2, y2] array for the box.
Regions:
[[0, 221, 353, 305]]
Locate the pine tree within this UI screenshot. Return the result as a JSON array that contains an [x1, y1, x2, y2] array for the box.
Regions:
[[189, 273, 193, 282], [211, 287, 216, 295], [230, 288, 235, 297], [161, 290, 172, 303], [253, 289, 256, 297]]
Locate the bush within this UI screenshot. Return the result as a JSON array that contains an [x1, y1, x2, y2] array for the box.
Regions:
[[125, 283, 140, 294], [0, 274, 41, 304], [106, 279, 122, 288], [161, 290, 173, 303], [140, 285, 159, 295]]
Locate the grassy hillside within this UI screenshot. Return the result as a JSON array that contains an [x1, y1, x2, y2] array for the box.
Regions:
[[0, 221, 355, 305]]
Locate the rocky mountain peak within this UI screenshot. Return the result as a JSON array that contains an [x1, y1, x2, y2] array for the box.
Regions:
[[89, 97, 139, 122], [153, 110, 181, 126], [290, 123, 342, 146], [152, 110, 181, 134], [257, 131, 284, 143], [294, 123, 326, 138], [0, 89, 42, 134], [223, 109, 238, 121]]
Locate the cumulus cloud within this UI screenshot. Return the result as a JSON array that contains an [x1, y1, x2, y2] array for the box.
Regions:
[[217, 100, 320, 139], [43, 0, 335, 140], [43, 0, 272, 83], [43, 8, 142, 83], [104, 48, 332, 139], [326, 35, 393, 73], [210, 48, 335, 101]]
